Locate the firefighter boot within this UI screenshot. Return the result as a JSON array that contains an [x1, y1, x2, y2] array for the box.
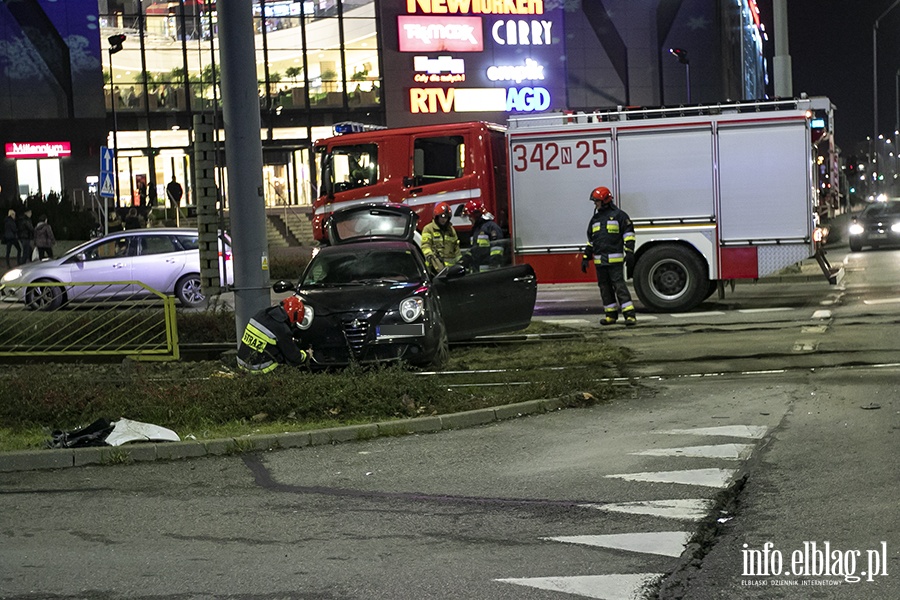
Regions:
[[600, 311, 618, 326], [624, 314, 637, 327]]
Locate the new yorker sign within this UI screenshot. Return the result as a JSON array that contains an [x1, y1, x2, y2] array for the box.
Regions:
[[390, 0, 564, 118]]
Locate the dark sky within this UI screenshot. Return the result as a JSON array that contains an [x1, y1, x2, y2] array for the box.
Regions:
[[764, 0, 900, 151]]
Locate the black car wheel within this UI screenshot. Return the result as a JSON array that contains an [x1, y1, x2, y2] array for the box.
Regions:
[[429, 328, 449, 370], [175, 274, 206, 308], [849, 238, 863, 252], [25, 279, 64, 311], [633, 245, 708, 312]]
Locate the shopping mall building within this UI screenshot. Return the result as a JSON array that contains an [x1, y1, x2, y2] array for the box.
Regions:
[[0, 0, 768, 216]]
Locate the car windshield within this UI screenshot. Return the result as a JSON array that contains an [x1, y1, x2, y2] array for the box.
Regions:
[[302, 248, 422, 285], [861, 202, 900, 218]]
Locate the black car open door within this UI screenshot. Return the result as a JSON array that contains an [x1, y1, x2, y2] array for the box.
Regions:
[[434, 264, 537, 341]]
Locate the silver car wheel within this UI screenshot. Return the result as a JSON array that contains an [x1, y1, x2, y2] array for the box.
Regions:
[[175, 275, 206, 308]]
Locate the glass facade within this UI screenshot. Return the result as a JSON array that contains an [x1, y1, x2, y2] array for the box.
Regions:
[[99, 0, 382, 209]]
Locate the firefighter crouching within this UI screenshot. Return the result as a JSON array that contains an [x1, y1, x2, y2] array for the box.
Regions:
[[581, 186, 637, 326], [237, 296, 313, 373], [460, 199, 506, 271], [421, 201, 461, 274]]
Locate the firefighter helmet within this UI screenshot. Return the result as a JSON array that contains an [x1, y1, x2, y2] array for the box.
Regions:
[[463, 199, 485, 217], [433, 201, 452, 220], [282, 296, 305, 326], [590, 186, 613, 203]]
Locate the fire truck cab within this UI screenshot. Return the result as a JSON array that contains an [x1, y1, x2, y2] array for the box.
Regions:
[[313, 121, 509, 244]]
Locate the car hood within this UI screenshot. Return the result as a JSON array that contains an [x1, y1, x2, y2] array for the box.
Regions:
[[0, 257, 68, 282], [296, 281, 426, 315]]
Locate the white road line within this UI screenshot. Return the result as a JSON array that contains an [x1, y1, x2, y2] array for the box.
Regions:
[[801, 325, 829, 333], [811, 309, 832, 319], [670, 311, 725, 318], [792, 341, 818, 352], [578, 499, 713, 521], [736, 307, 793, 313], [658, 425, 769, 439], [863, 297, 900, 305], [544, 531, 691, 558], [632, 443, 755, 460], [605, 468, 737, 488], [496, 573, 663, 600]]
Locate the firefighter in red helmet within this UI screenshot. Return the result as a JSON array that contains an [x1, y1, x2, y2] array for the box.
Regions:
[[461, 199, 506, 271], [421, 201, 461, 273], [237, 296, 314, 372], [582, 186, 637, 326]]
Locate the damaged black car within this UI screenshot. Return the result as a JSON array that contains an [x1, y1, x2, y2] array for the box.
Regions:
[[272, 203, 537, 369]]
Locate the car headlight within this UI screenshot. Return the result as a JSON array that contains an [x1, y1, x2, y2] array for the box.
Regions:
[[848, 223, 864, 235], [297, 304, 314, 330], [891, 223, 900, 233], [399, 296, 424, 323], [0, 268, 23, 283]]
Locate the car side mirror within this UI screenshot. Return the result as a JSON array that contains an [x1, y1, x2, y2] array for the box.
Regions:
[[439, 263, 466, 280], [272, 280, 295, 293], [76, 252, 87, 262]]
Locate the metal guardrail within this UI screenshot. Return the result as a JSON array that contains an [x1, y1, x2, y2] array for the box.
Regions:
[[0, 281, 180, 361]]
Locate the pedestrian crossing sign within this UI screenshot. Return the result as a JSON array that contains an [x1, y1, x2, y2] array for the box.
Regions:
[[99, 173, 115, 198], [99, 146, 115, 198]]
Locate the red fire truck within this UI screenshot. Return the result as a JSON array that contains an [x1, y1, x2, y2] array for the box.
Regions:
[[312, 97, 841, 312]]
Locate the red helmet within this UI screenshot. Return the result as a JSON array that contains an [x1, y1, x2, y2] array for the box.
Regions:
[[463, 199, 485, 217], [282, 296, 305, 326], [590, 186, 613, 203], [433, 201, 452, 220]]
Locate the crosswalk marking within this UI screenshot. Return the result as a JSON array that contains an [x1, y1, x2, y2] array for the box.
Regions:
[[658, 425, 768, 439], [606, 467, 737, 488], [632, 443, 755, 460], [496, 573, 664, 600], [543, 531, 692, 558], [578, 499, 713, 521], [495, 424, 769, 598]]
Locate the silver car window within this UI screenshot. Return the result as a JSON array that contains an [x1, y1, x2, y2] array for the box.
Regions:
[[176, 235, 200, 251], [139, 235, 177, 256], [83, 237, 131, 260]]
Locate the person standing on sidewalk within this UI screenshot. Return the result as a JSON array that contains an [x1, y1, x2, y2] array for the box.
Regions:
[[166, 176, 184, 208], [581, 186, 637, 326], [34, 214, 56, 259], [17, 208, 34, 265], [3, 209, 21, 268]]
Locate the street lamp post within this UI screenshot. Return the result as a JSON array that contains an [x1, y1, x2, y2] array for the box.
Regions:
[[873, 0, 900, 170], [668, 48, 691, 103], [108, 34, 126, 208]]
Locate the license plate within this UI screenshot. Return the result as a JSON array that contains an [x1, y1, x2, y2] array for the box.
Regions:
[[870, 233, 887, 240], [376, 324, 424, 338]]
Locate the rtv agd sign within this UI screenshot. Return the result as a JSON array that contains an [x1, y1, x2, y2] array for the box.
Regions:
[[395, 1, 564, 115]]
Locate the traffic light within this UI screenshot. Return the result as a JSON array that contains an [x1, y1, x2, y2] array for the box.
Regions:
[[669, 48, 689, 64], [108, 34, 126, 54]]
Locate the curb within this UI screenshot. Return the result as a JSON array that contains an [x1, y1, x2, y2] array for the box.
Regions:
[[0, 398, 568, 473]]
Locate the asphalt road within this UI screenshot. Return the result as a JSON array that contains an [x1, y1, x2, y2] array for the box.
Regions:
[[1, 242, 898, 600]]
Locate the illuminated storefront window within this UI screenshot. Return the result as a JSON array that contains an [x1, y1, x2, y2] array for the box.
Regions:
[[98, 0, 382, 208]]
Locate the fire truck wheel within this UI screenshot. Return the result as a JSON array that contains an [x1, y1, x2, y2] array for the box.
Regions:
[[633, 245, 708, 313]]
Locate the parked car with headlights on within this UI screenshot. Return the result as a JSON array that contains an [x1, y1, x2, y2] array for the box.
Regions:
[[848, 199, 900, 252], [273, 203, 537, 369], [0, 228, 233, 309]]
